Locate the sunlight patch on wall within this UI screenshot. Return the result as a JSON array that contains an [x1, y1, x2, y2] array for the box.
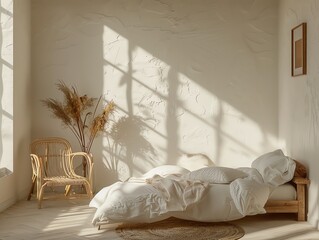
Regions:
[[99, 23, 277, 184]]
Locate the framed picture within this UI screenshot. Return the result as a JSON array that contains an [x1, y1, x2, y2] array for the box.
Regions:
[[291, 22, 307, 76]]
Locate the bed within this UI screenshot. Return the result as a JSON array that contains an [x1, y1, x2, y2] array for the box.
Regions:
[[89, 150, 309, 229]]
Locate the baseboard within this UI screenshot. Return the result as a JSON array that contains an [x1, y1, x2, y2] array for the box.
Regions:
[[0, 168, 13, 178], [0, 196, 16, 213]]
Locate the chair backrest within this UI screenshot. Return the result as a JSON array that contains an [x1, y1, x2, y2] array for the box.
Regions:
[[30, 137, 73, 178]]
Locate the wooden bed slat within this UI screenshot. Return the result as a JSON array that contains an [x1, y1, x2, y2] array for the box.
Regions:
[[265, 200, 299, 213]]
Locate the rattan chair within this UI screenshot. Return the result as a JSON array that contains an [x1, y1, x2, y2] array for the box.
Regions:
[[28, 137, 93, 208]]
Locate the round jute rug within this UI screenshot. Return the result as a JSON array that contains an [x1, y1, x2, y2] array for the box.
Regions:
[[115, 218, 245, 240]]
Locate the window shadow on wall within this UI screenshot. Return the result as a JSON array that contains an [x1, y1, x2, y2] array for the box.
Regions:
[[31, 0, 278, 188]]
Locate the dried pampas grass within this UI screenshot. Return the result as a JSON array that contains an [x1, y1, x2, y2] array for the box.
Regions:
[[42, 81, 115, 154]]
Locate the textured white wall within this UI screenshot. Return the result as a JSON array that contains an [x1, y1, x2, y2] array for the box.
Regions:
[[278, 0, 319, 228], [32, 0, 278, 190]]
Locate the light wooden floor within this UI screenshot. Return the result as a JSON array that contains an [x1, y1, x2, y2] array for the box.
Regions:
[[0, 198, 319, 240]]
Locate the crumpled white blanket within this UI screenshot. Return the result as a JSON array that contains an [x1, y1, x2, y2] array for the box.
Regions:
[[145, 175, 209, 214]]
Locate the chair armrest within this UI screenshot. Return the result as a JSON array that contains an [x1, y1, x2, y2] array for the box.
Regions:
[[69, 152, 94, 186], [30, 154, 45, 199], [30, 154, 43, 179]]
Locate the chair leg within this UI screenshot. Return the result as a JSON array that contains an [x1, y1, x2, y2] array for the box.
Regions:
[[27, 175, 37, 201], [38, 185, 46, 209], [65, 185, 72, 196], [84, 183, 93, 198]]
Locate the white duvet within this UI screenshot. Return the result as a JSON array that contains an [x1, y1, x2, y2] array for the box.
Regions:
[[89, 167, 270, 225], [90, 149, 296, 225]]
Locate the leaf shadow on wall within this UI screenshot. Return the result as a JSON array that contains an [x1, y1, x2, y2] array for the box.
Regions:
[[104, 115, 156, 182]]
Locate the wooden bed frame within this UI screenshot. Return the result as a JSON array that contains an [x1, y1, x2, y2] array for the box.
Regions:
[[265, 174, 310, 221]]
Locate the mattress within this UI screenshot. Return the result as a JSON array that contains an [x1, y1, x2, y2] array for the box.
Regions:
[[268, 183, 296, 201]]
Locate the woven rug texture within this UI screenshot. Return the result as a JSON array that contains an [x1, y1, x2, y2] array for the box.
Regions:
[[115, 217, 245, 240]]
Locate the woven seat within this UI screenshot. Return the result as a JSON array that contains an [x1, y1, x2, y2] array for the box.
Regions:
[[28, 137, 93, 208], [43, 176, 89, 186]]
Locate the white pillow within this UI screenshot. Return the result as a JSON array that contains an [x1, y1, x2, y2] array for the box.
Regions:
[[251, 149, 296, 186], [177, 153, 215, 171], [184, 166, 247, 184], [230, 178, 269, 216], [142, 165, 190, 178]]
